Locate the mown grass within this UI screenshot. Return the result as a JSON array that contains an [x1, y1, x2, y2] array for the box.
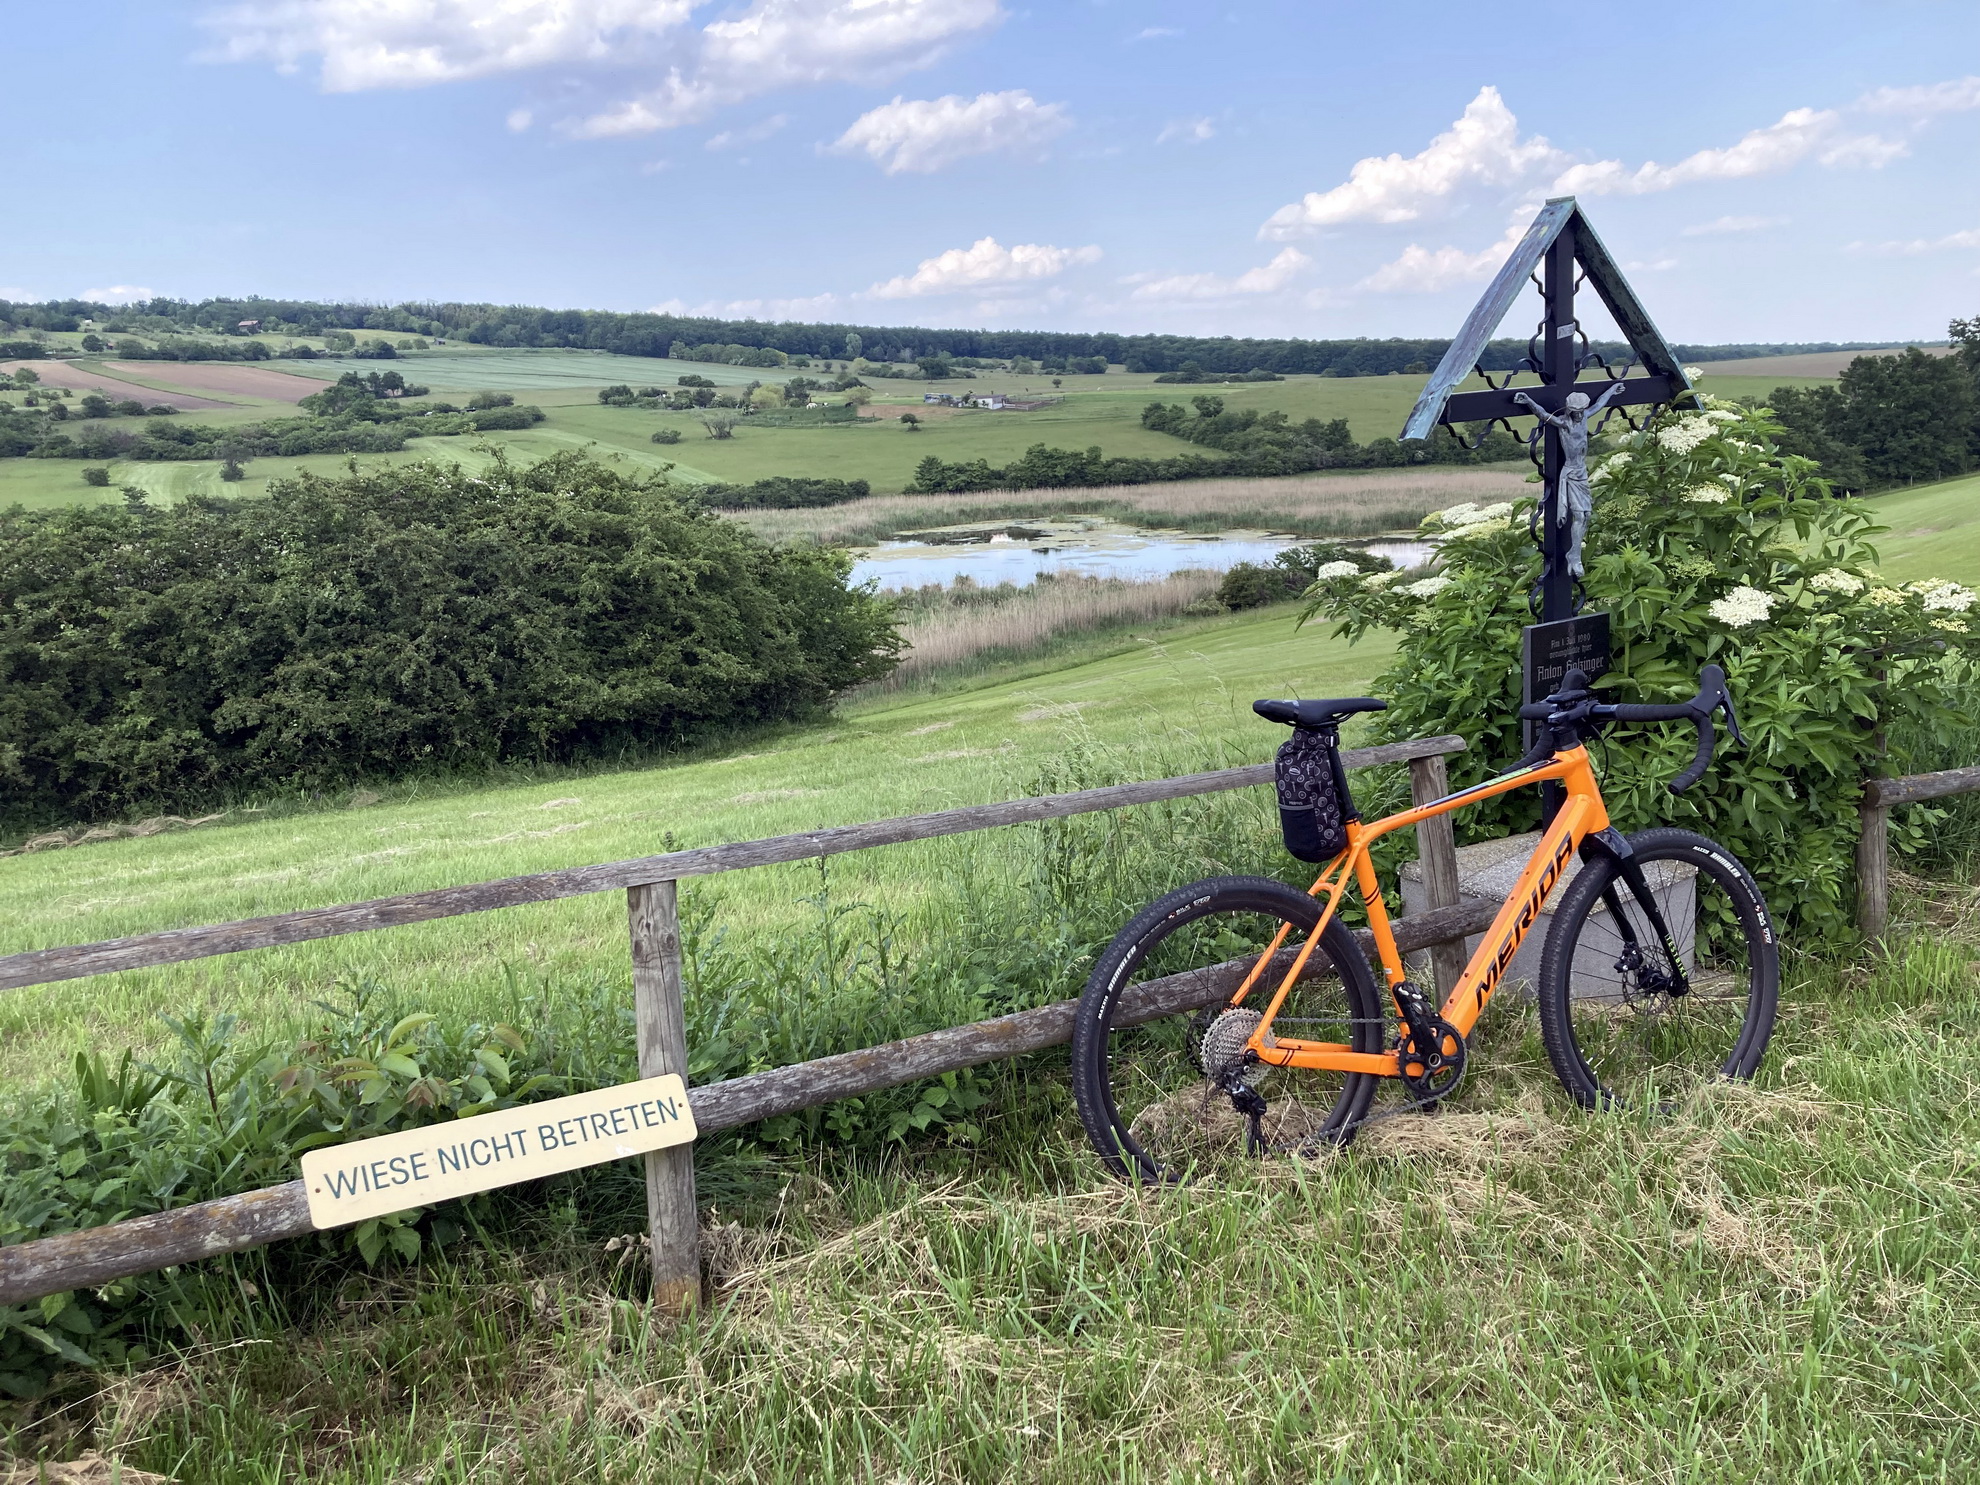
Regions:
[[0, 607, 1401, 1089], [7, 913, 1976, 1481]]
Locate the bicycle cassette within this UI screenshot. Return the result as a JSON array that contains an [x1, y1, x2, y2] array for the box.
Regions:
[[1192, 1006, 1269, 1085]]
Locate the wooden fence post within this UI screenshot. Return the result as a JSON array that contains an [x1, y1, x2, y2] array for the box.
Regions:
[[1856, 795, 1889, 941], [628, 879, 699, 1317], [1409, 753, 1465, 997]]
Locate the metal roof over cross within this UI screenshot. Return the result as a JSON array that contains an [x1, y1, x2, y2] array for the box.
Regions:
[[1400, 196, 1693, 626]]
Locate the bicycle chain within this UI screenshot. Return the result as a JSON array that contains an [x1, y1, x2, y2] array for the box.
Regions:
[[1194, 1006, 1471, 1153]]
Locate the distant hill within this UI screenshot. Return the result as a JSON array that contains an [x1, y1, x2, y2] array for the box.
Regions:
[[1689, 347, 1953, 378], [0, 293, 1944, 380]]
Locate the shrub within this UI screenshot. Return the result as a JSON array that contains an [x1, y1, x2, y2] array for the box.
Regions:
[[0, 452, 902, 828], [468, 403, 544, 430], [700, 476, 871, 509], [466, 390, 515, 410], [1300, 398, 1980, 945], [651, 427, 683, 444], [80, 466, 110, 486]]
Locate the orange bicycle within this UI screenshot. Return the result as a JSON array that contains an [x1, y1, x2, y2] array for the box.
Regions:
[[1071, 665, 1779, 1183]]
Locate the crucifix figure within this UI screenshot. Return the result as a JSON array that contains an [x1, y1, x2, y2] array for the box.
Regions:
[[1514, 381, 1626, 581]]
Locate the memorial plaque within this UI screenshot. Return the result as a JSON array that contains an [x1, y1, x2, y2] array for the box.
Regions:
[[1522, 611, 1612, 706], [300, 1074, 696, 1229]]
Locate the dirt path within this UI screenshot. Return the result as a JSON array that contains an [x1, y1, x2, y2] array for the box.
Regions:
[[0, 360, 232, 410]]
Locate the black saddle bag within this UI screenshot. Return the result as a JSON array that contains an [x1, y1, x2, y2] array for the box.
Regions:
[[1275, 728, 1347, 863]]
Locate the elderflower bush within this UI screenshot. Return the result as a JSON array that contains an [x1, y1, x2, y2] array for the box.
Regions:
[[1298, 397, 1979, 944]]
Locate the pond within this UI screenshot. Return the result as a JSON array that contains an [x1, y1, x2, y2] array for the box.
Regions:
[[849, 516, 1432, 591]]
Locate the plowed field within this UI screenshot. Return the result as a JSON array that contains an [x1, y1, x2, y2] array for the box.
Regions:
[[0, 360, 230, 410], [103, 361, 323, 403]]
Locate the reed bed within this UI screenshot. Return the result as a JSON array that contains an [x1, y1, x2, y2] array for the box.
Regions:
[[734, 467, 1531, 547], [877, 570, 1226, 689]]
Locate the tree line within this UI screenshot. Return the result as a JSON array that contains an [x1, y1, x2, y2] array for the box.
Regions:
[[0, 296, 1927, 380], [1765, 320, 1980, 491]]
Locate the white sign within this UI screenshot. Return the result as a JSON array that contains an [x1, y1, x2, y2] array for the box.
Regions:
[[300, 1074, 697, 1229]]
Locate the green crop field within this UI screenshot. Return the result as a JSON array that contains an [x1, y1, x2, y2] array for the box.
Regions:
[[1, 347, 1846, 508]]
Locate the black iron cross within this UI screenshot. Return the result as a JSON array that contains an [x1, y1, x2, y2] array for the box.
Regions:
[[1401, 197, 1691, 625]]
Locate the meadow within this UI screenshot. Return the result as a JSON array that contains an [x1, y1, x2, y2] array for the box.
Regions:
[[5, 382, 1974, 1483]]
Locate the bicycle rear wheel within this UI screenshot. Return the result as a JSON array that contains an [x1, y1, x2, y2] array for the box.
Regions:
[[1071, 875, 1385, 1184], [1537, 828, 1778, 1111]]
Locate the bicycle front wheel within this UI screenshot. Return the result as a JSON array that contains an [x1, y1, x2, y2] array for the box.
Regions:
[[1071, 875, 1385, 1184], [1537, 828, 1779, 1111]]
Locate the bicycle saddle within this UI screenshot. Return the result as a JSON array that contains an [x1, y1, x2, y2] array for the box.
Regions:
[[1252, 697, 1387, 729]]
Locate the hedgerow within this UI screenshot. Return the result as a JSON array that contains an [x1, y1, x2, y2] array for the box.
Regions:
[[0, 452, 901, 832]]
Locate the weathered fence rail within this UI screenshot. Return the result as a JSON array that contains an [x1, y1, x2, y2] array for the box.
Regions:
[[0, 735, 1477, 1312], [1856, 764, 1980, 937]]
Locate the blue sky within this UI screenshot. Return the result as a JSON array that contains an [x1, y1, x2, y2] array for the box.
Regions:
[[8, 1, 1979, 343]]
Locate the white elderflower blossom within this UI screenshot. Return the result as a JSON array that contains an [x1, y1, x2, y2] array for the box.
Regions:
[[1312, 560, 1360, 581], [1707, 586, 1775, 629], [1655, 415, 1716, 454], [1424, 502, 1483, 530], [1808, 569, 1866, 595], [1476, 502, 1514, 520], [1704, 409, 1743, 425], [1865, 587, 1906, 608], [1913, 580, 1976, 613], [1684, 367, 1704, 380], [1361, 570, 1401, 590], [1685, 485, 1731, 505], [1404, 575, 1452, 598], [1446, 516, 1514, 540], [1933, 617, 1969, 634]]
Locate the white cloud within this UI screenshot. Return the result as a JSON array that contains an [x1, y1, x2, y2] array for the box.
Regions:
[[1131, 247, 1311, 301], [1847, 228, 1980, 256], [706, 113, 786, 149], [206, 0, 1005, 135], [80, 285, 157, 305], [1857, 76, 1980, 116], [1156, 116, 1214, 145], [1623, 257, 1678, 272], [0, 287, 39, 301], [507, 108, 533, 132], [830, 90, 1068, 173], [649, 292, 842, 318], [202, 0, 700, 90], [1355, 222, 1527, 295], [868, 237, 1100, 298], [1133, 26, 1181, 40], [1260, 87, 1566, 239], [574, 0, 1003, 136], [1552, 107, 1904, 196], [1681, 214, 1788, 237]]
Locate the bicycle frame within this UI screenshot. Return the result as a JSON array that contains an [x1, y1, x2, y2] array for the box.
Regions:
[[1230, 745, 1611, 1077]]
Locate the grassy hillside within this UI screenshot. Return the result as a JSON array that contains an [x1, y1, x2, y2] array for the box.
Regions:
[[1864, 472, 1980, 583], [0, 605, 1397, 1086]]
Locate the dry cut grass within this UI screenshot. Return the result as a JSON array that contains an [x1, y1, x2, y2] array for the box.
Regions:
[[880, 570, 1226, 687], [735, 467, 1531, 547]]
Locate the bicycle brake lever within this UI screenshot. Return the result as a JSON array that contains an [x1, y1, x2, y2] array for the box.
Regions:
[[1719, 680, 1746, 747]]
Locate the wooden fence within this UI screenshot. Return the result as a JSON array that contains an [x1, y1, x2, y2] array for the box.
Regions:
[[4, 741, 1966, 1315], [0, 735, 1489, 1314], [1855, 763, 1980, 938]]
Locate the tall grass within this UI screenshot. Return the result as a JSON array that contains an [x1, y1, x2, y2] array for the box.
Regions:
[[871, 571, 1227, 690], [734, 468, 1530, 548]]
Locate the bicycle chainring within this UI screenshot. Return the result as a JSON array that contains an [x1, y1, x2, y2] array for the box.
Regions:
[[1396, 1014, 1467, 1103]]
